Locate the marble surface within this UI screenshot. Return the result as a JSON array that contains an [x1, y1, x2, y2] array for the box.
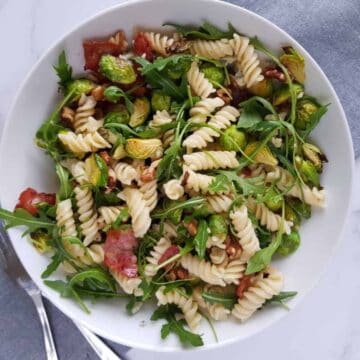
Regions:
[[0, 0, 359, 359]]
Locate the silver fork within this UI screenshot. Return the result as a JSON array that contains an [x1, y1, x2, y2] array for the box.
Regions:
[[0, 226, 122, 360]]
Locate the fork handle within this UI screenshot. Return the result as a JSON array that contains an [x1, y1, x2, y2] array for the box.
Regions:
[[30, 292, 59, 360]]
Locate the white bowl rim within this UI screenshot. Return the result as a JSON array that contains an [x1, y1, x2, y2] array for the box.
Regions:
[[0, 0, 355, 352]]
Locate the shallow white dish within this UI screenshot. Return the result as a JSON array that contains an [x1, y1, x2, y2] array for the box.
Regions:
[[0, 0, 354, 352]]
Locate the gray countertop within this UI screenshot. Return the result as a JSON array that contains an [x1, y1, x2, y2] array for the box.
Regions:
[[0, 1, 359, 359]]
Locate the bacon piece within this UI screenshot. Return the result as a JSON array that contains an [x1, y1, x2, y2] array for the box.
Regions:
[[15, 188, 56, 216]]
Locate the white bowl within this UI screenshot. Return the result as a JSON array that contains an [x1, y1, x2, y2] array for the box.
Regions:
[[0, 0, 354, 352]]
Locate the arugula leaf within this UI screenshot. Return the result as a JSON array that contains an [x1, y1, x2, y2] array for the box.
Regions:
[[264, 291, 297, 310], [94, 190, 121, 207], [53, 50, 73, 89], [152, 197, 205, 220], [103, 122, 158, 139], [104, 86, 134, 113], [35, 90, 75, 160], [246, 228, 283, 274], [0, 208, 55, 236], [126, 295, 143, 315], [210, 170, 266, 197], [299, 105, 328, 140], [165, 21, 236, 40], [156, 141, 183, 181], [112, 208, 129, 229], [202, 291, 237, 310], [55, 163, 72, 201], [41, 253, 63, 278], [140, 54, 194, 74], [193, 219, 208, 259], [68, 268, 116, 292], [151, 304, 203, 347], [134, 57, 187, 100]]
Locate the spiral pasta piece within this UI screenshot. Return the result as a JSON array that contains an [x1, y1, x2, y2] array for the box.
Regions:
[[230, 34, 264, 88], [207, 234, 227, 249], [180, 253, 226, 286], [144, 32, 175, 56], [56, 199, 77, 237], [73, 94, 97, 133], [190, 39, 233, 59], [187, 61, 216, 99], [183, 106, 239, 150], [149, 110, 173, 128], [139, 179, 158, 211], [163, 179, 184, 200], [58, 131, 111, 156], [156, 286, 202, 330], [230, 206, 260, 261], [232, 267, 284, 322], [74, 186, 99, 246], [209, 247, 229, 265], [206, 194, 233, 213], [246, 198, 293, 234], [223, 258, 246, 285], [119, 187, 151, 238], [193, 286, 230, 321], [183, 150, 238, 171], [112, 271, 143, 296], [266, 166, 326, 207], [98, 206, 129, 225], [144, 237, 172, 278], [114, 162, 138, 185], [189, 97, 225, 117], [61, 159, 89, 185]]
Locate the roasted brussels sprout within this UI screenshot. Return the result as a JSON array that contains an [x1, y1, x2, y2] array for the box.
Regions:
[[284, 204, 300, 225], [99, 55, 136, 84], [129, 97, 151, 127], [30, 230, 51, 253], [244, 142, 278, 166], [67, 79, 95, 100], [280, 46, 305, 84], [295, 98, 319, 130], [201, 64, 225, 87], [249, 78, 273, 97], [162, 59, 190, 80], [295, 156, 320, 187], [302, 143, 326, 172], [273, 83, 304, 106], [219, 125, 247, 151], [112, 143, 127, 160], [264, 188, 283, 212], [287, 198, 311, 220], [277, 230, 301, 256], [209, 214, 228, 236], [85, 154, 108, 187], [151, 91, 171, 112], [98, 128, 121, 145], [104, 107, 130, 126], [125, 138, 163, 159]]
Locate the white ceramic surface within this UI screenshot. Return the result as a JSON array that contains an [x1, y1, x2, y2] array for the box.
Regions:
[[0, 0, 354, 352]]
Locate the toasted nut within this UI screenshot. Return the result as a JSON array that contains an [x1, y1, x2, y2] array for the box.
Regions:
[[99, 151, 112, 166], [91, 85, 105, 101], [264, 66, 286, 82], [181, 170, 190, 186], [175, 267, 189, 280], [184, 219, 198, 236], [61, 107, 75, 129], [140, 167, 156, 182], [236, 275, 254, 298], [107, 169, 117, 190], [216, 88, 232, 105]]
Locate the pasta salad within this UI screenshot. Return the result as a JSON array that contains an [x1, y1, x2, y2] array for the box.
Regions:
[[0, 22, 328, 347]]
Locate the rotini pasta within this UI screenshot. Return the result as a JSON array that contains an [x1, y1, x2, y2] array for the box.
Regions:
[[144, 32, 175, 56], [163, 179, 184, 200], [56, 199, 77, 237], [190, 39, 233, 59], [209, 246, 229, 265], [223, 258, 246, 285], [189, 97, 225, 117], [183, 150, 238, 171], [74, 186, 99, 246], [156, 286, 202, 330], [112, 271, 143, 296], [232, 267, 284, 322], [119, 187, 151, 238], [206, 194, 233, 213], [61, 159, 89, 185], [73, 94, 97, 133], [144, 237, 172, 278], [98, 206, 129, 225], [187, 61, 216, 99], [114, 162, 138, 185]]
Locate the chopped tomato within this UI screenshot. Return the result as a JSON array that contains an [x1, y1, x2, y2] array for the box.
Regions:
[[236, 275, 253, 299], [83, 31, 127, 71], [104, 229, 139, 278], [158, 245, 179, 264], [133, 33, 153, 60], [15, 188, 56, 216]]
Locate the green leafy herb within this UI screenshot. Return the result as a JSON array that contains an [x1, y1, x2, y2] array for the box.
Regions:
[[246, 226, 283, 274], [112, 208, 129, 229], [103, 122, 158, 139], [94, 191, 121, 207], [0, 208, 55, 236], [151, 304, 203, 347], [134, 57, 187, 100], [202, 291, 237, 310], [264, 291, 297, 310], [104, 86, 134, 113], [53, 50, 73, 89], [55, 163, 72, 201], [299, 105, 328, 140], [165, 21, 237, 40], [193, 219, 208, 259]]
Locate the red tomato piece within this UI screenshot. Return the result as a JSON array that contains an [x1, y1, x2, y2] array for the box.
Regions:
[[133, 33, 153, 60], [158, 245, 180, 264], [15, 188, 56, 216]]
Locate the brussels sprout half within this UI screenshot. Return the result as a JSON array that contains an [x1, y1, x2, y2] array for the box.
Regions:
[[280, 46, 305, 84], [125, 138, 163, 159], [295, 98, 319, 130], [277, 230, 301, 256], [249, 78, 273, 98], [85, 154, 108, 187], [244, 142, 278, 166], [151, 91, 171, 112], [219, 125, 247, 152], [273, 83, 303, 106], [201, 64, 225, 87], [129, 97, 151, 127], [66, 79, 95, 100], [99, 55, 136, 84]]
